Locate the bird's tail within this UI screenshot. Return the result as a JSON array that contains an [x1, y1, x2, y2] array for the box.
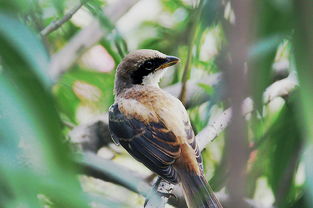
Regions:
[[179, 170, 223, 208]]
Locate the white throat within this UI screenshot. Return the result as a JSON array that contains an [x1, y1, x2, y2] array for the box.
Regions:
[[142, 69, 167, 87]]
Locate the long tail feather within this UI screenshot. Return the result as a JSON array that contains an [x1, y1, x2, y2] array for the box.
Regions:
[[179, 170, 223, 208]]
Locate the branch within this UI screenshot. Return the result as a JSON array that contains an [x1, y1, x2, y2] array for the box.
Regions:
[[145, 74, 298, 208], [40, 0, 88, 36], [77, 152, 274, 208], [263, 72, 297, 104], [144, 178, 174, 208], [166, 73, 221, 108], [49, 0, 140, 80], [178, 7, 200, 104], [76, 152, 150, 195], [69, 113, 111, 152], [198, 73, 297, 151]]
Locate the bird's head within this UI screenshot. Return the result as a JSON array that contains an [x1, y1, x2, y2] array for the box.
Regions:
[[115, 49, 179, 94]]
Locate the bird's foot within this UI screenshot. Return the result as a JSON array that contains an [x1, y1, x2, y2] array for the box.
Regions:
[[158, 192, 176, 199], [156, 180, 176, 199]]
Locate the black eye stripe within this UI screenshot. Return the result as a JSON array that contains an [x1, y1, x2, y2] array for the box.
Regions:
[[145, 61, 153, 68], [142, 59, 165, 70], [131, 58, 167, 84]]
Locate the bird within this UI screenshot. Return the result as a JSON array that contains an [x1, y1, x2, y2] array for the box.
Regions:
[[108, 49, 222, 208]]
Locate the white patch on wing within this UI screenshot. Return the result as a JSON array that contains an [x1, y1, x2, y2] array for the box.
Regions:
[[142, 69, 167, 87], [117, 97, 157, 121]]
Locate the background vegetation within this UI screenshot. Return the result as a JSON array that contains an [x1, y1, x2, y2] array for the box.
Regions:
[[0, 0, 313, 207]]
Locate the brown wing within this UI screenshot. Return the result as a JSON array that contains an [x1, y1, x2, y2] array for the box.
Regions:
[[108, 103, 181, 183], [185, 122, 203, 172]]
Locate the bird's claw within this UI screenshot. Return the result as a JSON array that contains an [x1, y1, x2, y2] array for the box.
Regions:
[[158, 192, 176, 199]]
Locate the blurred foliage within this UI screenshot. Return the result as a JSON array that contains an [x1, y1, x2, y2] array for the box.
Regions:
[[54, 69, 114, 124], [1, 0, 313, 208], [0, 13, 88, 208]]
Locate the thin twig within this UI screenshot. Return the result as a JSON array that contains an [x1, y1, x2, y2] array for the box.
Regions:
[[40, 0, 88, 36], [115, 40, 125, 59], [178, 5, 202, 104], [49, 0, 140, 80]]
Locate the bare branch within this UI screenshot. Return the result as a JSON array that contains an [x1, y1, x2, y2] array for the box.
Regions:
[[263, 72, 297, 104], [144, 178, 174, 208], [78, 152, 274, 208], [76, 152, 149, 195], [198, 73, 298, 151], [166, 73, 221, 108], [40, 0, 88, 36], [197, 108, 231, 151], [69, 113, 111, 152], [49, 0, 140, 80]]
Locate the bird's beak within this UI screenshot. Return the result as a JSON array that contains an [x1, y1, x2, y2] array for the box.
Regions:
[[158, 56, 180, 70]]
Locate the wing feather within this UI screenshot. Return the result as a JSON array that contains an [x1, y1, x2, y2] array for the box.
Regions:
[[109, 103, 180, 183], [185, 123, 203, 171]]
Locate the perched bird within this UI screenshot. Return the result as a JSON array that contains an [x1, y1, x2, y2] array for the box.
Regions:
[[108, 49, 222, 208]]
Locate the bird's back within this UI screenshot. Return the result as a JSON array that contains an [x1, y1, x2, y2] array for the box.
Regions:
[[113, 85, 203, 173]]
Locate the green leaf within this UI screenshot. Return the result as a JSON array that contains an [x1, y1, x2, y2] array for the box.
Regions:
[[292, 2, 313, 207], [0, 12, 51, 87], [0, 13, 89, 208], [253, 101, 303, 207], [0, 0, 32, 14], [54, 70, 114, 123], [198, 83, 214, 95], [249, 0, 293, 112]]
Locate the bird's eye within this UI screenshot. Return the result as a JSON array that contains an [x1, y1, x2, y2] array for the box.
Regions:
[[145, 61, 153, 70]]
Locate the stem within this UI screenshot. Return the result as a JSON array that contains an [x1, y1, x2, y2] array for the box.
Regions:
[[40, 0, 88, 36]]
